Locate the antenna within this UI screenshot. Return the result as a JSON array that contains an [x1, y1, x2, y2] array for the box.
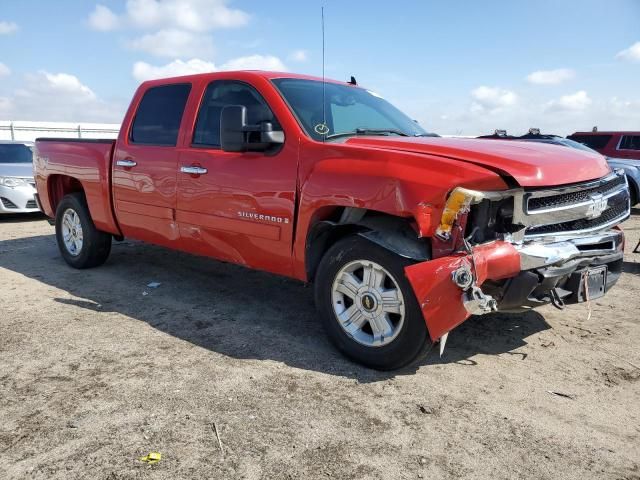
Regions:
[[321, 6, 326, 142]]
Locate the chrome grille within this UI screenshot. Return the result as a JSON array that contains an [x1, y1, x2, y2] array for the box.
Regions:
[[525, 202, 628, 236], [513, 170, 631, 239], [527, 174, 626, 211]]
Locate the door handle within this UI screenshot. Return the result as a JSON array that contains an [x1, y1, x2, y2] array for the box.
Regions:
[[116, 159, 137, 168], [180, 166, 208, 175]]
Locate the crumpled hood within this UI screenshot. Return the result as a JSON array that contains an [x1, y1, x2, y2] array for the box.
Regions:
[[345, 136, 611, 187]]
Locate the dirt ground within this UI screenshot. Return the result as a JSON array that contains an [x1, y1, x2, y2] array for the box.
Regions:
[[1, 211, 639, 480]]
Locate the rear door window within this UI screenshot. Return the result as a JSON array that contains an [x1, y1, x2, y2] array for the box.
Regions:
[[130, 84, 191, 146], [618, 135, 640, 150], [567, 134, 612, 150]]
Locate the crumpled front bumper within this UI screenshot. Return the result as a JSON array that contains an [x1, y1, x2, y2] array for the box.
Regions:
[[405, 228, 625, 342]]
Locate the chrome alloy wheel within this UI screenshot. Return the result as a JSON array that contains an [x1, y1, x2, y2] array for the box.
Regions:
[[331, 260, 406, 347], [61, 208, 83, 256]]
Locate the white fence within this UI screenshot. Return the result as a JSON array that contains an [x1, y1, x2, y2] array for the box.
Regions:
[[0, 121, 120, 142]]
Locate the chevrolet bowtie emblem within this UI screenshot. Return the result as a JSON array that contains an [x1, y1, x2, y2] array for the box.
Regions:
[[585, 193, 608, 219]]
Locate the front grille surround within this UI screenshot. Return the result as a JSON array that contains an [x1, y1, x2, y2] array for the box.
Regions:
[[527, 174, 626, 212], [512, 170, 631, 240]]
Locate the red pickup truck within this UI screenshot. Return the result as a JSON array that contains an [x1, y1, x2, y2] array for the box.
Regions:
[[34, 71, 631, 370]]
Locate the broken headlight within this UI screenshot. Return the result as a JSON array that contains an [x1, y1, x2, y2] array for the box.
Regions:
[[436, 187, 521, 242]]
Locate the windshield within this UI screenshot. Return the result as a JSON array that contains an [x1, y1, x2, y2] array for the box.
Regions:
[[0, 144, 34, 163], [272, 78, 431, 141], [527, 138, 600, 154], [557, 138, 600, 154]]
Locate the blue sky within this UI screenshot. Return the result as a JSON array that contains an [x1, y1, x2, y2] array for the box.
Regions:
[[0, 0, 639, 135]]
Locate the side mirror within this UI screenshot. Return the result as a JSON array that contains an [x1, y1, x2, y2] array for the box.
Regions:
[[220, 105, 284, 152]]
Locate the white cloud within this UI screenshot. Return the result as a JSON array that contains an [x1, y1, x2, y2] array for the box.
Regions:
[[616, 41, 640, 62], [289, 49, 308, 62], [470, 86, 517, 113], [409, 90, 634, 137], [133, 58, 216, 81], [0, 62, 10, 77], [88, 0, 249, 32], [39, 72, 97, 99], [128, 29, 214, 58], [88, 5, 119, 31], [0, 71, 124, 122], [0, 21, 18, 35], [88, 1, 250, 59], [546, 90, 592, 112], [526, 68, 575, 85], [220, 54, 286, 72], [132, 55, 287, 82]]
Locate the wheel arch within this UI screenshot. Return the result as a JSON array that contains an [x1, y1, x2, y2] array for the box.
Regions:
[[47, 174, 85, 214], [305, 207, 431, 282]]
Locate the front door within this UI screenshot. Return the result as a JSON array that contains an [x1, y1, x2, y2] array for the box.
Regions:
[[176, 80, 298, 276], [112, 83, 191, 246]]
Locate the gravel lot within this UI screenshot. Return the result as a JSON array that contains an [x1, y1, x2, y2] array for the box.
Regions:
[[1, 211, 639, 480]]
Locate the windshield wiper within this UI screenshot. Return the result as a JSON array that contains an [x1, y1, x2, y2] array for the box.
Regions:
[[325, 128, 410, 141]]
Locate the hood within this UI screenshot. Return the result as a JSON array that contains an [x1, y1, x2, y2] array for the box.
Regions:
[[0, 162, 35, 179], [345, 137, 611, 187]]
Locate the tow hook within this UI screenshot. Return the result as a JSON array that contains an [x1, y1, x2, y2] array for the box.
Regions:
[[550, 288, 566, 310], [452, 264, 498, 315]]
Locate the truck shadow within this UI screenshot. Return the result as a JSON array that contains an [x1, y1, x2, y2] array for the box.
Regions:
[[0, 233, 550, 382], [0, 212, 47, 223]]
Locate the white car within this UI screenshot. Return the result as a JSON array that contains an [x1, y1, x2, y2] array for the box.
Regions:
[[0, 141, 40, 215]]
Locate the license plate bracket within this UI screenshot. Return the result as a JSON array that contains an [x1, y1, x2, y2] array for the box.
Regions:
[[580, 266, 607, 302]]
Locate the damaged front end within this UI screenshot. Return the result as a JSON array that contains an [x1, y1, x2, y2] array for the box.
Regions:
[[405, 170, 630, 348]]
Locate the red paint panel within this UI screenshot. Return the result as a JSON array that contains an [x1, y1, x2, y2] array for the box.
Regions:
[[117, 200, 173, 219], [346, 136, 611, 187], [405, 241, 521, 341], [472, 241, 521, 284], [33, 140, 121, 235], [405, 254, 472, 341], [176, 210, 281, 241]]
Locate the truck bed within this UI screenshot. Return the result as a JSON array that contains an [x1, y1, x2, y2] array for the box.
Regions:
[[34, 138, 120, 235]]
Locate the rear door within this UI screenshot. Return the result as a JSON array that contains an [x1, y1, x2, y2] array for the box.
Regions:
[[175, 79, 298, 276], [112, 83, 191, 246]]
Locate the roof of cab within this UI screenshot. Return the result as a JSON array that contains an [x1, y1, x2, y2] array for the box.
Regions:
[[139, 70, 355, 88]]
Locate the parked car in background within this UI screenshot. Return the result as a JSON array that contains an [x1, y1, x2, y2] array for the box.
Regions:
[[476, 130, 639, 206], [607, 158, 640, 207], [0, 141, 40, 215], [567, 130, 640, 160]]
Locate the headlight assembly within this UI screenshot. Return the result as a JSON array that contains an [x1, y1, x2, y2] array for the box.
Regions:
[[0, 177, 30, 188], [436, 188, 487, 239], [436, 187, 518, 239]]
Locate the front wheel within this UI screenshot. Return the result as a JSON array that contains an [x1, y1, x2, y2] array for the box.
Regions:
[[315, 236, 431, 370], [55, 193, 112, 269]]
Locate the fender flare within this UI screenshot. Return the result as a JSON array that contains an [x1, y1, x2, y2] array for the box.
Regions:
[[305, 208, 431, 281]]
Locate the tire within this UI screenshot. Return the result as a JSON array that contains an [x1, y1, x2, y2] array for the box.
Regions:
[[315, 235, 431, 370], [630, 181, 639, 207], [55, 193, 112, 269]]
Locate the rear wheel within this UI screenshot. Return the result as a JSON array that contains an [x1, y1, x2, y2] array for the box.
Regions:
[[55, 193, 111, 269], [315, 236, 431, 370]]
